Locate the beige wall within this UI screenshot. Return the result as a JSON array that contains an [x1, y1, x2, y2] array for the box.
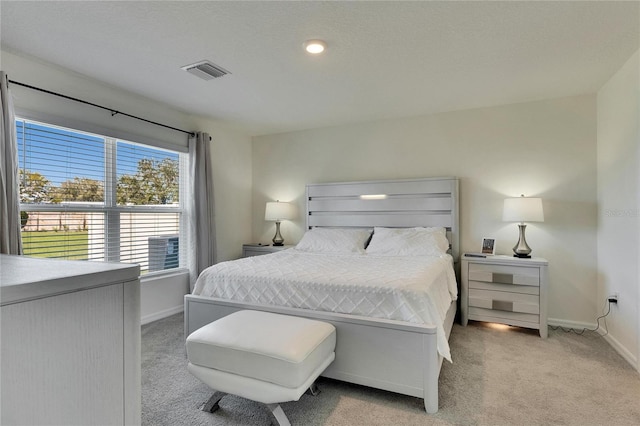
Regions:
[[597, 49, 640, 371], [253, 95, 598, 325]]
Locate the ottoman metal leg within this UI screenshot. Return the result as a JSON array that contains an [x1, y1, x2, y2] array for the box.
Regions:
[[306, 381, 320, 396], [266, 403, 291, 426], [201, 391, 226, 413]]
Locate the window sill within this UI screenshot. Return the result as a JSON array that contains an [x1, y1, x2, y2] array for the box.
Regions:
[[140, 267, 189, 282]]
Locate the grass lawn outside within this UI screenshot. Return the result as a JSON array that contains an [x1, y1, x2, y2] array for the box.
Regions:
[[21, 230, 89, 260]]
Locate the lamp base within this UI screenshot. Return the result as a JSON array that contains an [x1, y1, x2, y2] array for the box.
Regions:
[[271, 221, 285, 246], [512, 223, 533, 258], [272, 243, 284, 247]]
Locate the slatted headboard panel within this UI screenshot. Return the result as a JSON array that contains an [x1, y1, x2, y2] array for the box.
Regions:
[[306, 177, 460, 260]]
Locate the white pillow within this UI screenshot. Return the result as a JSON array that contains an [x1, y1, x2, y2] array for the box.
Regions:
[[365, 227, 449, 256], [295, 228, 372, 254]]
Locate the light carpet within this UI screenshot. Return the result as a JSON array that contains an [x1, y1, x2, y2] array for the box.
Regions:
[[142, 313, 640, 425]]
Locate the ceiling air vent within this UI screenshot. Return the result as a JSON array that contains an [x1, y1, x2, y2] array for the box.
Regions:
[[181, 60, 230, 80]]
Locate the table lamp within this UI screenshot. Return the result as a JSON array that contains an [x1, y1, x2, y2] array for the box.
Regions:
[[502, 195, 544, 258], [265, 201, 295, 246]]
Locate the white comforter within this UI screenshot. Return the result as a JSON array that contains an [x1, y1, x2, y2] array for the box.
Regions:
[[193, 249, 458, 361]]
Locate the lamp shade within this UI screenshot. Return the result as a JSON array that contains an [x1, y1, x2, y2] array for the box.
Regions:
[[503, 196, 544, 222], [265, 201, 295, 221]]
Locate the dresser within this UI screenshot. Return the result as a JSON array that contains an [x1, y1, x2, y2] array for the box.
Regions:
[[0, 255, 141, 425], [242, 244, 293, 258], [461, 255, 548, 338]]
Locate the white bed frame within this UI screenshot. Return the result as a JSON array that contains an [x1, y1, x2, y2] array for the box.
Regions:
[[185, 177, 459, 413]]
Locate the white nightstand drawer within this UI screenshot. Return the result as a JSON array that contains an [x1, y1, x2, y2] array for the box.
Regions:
[[242, 244, 293, 258], [469, 280, 539, 295], [469, 289, 539, 314], [468, 263, 539, 287], [243, 248, 268, 257], [469, 307, 539, 325]]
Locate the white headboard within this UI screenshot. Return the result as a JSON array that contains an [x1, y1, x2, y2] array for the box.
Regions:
[[305, 177, 460, 260]]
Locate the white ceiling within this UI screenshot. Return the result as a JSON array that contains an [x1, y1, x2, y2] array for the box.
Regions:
[[1, 1, 638, 136]]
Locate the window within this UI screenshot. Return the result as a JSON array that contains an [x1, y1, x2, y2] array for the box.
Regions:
[[17, 118, 187, 274]]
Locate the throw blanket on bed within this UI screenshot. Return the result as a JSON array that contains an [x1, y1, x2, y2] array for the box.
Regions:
[[193, 249, 458, 361]]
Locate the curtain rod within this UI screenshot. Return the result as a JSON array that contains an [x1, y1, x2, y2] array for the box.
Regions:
[[8, 79, 196, 138]]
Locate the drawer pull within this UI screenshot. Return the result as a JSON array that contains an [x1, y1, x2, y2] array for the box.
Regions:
[[492, 273, 513, 284], [492, 300, 514, 312]]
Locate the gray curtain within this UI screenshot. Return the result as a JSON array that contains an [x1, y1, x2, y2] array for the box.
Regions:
[[0, 72, 22, 255], [187, 132, 216, 290]]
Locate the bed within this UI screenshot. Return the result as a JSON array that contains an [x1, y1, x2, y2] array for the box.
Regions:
[[184, 177, 460, 413]]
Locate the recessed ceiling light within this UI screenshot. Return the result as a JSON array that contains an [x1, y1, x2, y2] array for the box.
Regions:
[[303, 39, 327, 54]]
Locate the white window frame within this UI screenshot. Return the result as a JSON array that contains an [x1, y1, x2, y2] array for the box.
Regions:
[[17, 117, 189, 277]]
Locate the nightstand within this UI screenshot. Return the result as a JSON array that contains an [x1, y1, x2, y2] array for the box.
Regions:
[[242, 244, 293, 258], [461, 254, 549, 338]]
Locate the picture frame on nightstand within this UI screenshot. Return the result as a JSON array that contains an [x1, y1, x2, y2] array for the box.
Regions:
[[481, 237, 496, 255]]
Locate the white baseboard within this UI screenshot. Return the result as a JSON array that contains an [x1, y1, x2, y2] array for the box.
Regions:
[[547, 317, 596, 329], [141, 305, 183, 325], [548, 318, 639, 373], [600, 332, 639, 373]]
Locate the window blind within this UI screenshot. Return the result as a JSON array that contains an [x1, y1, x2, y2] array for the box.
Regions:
[[18, 118, 187, 274]]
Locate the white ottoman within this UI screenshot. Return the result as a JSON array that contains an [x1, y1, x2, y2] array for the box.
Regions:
[[186, 310, 336, 426]]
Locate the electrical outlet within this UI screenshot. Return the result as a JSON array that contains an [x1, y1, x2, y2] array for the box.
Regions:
[[608, 293, 619, 304]]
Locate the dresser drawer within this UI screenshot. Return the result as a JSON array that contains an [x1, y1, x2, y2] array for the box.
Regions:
[[469, 289, 539, 314], [468, 263, 540, 287]]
